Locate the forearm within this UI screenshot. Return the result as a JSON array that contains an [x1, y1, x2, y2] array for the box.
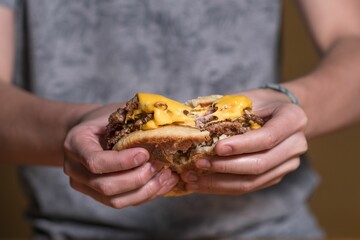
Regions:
[[0, 82, 100, 166], [283, 36, 360, 138]]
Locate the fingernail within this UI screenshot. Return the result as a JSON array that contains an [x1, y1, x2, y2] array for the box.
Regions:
[[133, 153, 147, 165], [158, 169, 172, 184], [185, 171, 198, 182], [218, 145, 233, 156], [196, 159, 211, 169]]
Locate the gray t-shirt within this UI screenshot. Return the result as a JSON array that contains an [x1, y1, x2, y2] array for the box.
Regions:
[[2, 0, 323, 239]]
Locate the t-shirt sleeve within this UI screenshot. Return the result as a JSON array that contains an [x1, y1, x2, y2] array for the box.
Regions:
[[0, 0, 15, 9]]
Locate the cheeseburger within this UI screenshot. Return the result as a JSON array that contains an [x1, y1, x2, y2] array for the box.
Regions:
[[105, 93, 264, 196]]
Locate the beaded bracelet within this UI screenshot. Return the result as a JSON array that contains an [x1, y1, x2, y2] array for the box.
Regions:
[[260, 83, 300, 106]]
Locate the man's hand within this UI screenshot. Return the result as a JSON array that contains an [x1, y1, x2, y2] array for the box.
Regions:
[[63, 105, 179, 208], [181, 88, 308, 195]]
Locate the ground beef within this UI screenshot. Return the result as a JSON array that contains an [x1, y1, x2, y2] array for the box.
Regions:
[[105, 96, 153, 150], [244, 109, 264, 126], [105, 98, 264, 150], [195, 106, 218, 128], [196, 107, 264, 138], [204, 120, 250, 139]]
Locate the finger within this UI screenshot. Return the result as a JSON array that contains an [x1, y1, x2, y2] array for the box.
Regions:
[[134, 172, 180, 206], [185, 157, 300, 195], [253, 176, 283, 192], [65, 128, 150, 174], [154, 172, 180, 196], [70, 169, 178, 208], [65, 160, 164, 196], [215, 104, 307, 156], [194, 131, 307, 175], [116, 170, 178, 207]]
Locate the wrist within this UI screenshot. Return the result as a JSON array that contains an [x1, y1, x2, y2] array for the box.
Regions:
[[260, 83, 300, 106], [39, 101, 101, 166], [63, 103, 103, 131]]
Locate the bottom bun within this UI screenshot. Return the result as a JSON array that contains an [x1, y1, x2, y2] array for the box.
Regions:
[[112, 125, 216, 196]]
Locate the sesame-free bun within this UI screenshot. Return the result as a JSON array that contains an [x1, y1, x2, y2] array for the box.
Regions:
[[113, 125, 215, 196]]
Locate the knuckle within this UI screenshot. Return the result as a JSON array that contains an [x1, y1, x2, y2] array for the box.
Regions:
[[274, 178, 283, 186], [106, 195, 134, 209], [239, 181, 255, 193], [274, 177, 283, 185], [107, 197, 125, 209], [263, 131, 277, 149], [67, 130, 82, 149], [63, 131, 76, 151], [300, 115, 308, 129], [268, 177, 283, 188], [85, 153, 101, 174], [63, 139, 71, 152], [251, 158, 267, 175], [297, 108, 308, 128], [292, 158, 301, 171], [285, 158, 301, 174], [143, 181, 159, 199], [69, 178, 77, 190], [292, 105, 308, 129], [135, 167, 151, 187], [216, 162, 229, 173], [92, 180, 115, 196], [114, 155, 125, 170], [300, 136, 308, 154], [63, 137, 77, 159], [292, 132, 308, 155]]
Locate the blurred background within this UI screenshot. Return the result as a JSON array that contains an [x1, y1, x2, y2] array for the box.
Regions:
[[1, 0, 359, 238]]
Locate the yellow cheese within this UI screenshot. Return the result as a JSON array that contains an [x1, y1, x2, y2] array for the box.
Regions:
[[129, 93, 259, 130], [250, 121, 261, 130], [134, 93, 194, 130], [212, 95, 252, 121]]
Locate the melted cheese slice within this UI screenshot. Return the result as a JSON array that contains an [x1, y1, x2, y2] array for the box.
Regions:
[[212, 95, 259, 129], [130, 93, 259, 130], [212, 95, 252, 121], [133, 93, 194, 130]]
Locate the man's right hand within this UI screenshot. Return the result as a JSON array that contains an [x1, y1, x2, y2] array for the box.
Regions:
[[63, 106, 179, 208]]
